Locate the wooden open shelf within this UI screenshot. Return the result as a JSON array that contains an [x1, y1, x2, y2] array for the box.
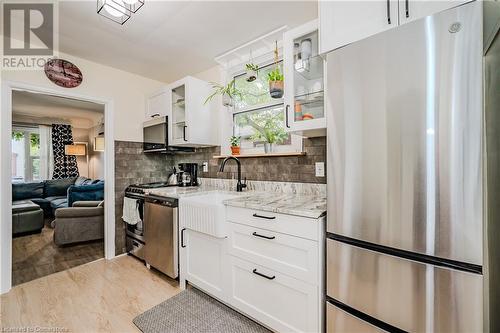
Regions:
[[213, 152, 306, 159]]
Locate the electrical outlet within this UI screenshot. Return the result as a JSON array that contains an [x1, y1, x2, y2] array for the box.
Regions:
[[202, 162, 209, 172], [315, 162, 325, 177]]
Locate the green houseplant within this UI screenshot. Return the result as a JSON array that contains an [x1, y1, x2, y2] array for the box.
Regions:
[[268, 67, 284, 99], [245, 63, 259, 82], [229, 135, 241, 155], [204, 79, 242, 107], [268, 41, 284, 99]]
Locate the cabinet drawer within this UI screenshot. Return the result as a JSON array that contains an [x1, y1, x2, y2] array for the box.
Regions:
[[229, 256, 319, 333], [227, 222, 318, 283], [226, 206, 319, 241], [326, 239, 483, 332], [327, 302, 385, 333]]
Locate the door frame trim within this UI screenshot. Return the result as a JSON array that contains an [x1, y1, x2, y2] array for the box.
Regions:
[[1, 80, 116, 294]]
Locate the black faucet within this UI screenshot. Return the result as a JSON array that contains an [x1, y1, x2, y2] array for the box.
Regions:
[[219, 156, 247, 192]]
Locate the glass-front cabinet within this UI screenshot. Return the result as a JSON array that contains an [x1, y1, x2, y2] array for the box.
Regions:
[[171, 83, 187, 143], [283, 19, 326, 137], [168, 76, 218, 147]]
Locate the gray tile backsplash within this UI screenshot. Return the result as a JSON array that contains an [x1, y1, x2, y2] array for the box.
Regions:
[[114, 137, 326, 254]]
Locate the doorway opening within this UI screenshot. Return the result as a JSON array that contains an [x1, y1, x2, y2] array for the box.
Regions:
[[10, 91, 106, 286]]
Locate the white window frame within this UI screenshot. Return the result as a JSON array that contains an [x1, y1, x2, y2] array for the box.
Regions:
[[229, 60, 303, 155], [11, 125, 40, 182]]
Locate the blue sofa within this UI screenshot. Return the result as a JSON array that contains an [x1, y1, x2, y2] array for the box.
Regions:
[[12, 177, 104, 217]]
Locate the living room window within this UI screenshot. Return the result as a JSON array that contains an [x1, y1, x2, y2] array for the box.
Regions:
[[12, 126, 40, 182], [232, 61, 302, 154]]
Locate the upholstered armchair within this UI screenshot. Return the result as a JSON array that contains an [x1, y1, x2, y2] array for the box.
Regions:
[[51, 201, 104, 246]]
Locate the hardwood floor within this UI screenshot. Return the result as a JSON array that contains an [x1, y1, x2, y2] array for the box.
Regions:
[[1, 255, 181, 332], [12, 222, 104, 286]]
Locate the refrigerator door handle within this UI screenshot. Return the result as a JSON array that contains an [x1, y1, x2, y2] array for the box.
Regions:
[[405, 0, 409, 18], [387, 0, 392, 24]]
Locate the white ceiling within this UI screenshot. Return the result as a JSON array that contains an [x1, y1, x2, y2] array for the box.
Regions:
[[13, 91, 104, 128], [58, 1, 318, 82]]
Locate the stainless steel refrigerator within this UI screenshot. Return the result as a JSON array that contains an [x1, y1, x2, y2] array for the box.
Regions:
[[325, 1, 500, 332]]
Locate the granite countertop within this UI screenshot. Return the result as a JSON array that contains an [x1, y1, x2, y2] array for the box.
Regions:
[[146, 186, 326, 219], [146, 186, 250, 199], [222, 192, 326, 219], [146, 186, 221, 199]]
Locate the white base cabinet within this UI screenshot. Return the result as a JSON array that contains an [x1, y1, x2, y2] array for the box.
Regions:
[[180, 229, 227, 301], [229, 256, 320, 333], [179, 207, 325, 333]]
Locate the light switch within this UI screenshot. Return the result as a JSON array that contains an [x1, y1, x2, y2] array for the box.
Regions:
[[202, 162, 209, 172], [315, 162, 325, 177]]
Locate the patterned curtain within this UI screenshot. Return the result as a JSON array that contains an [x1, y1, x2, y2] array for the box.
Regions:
[[52, 124, 79, 179]]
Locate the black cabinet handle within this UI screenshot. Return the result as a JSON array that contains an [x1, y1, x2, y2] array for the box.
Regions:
[[181, 228, 186, 248], [252, 213, 276, 220], [183, 125, 188, 142], [252, 232, 275, 240], [285, 105, 290, 128], [405, 0, 409, 18], [387, 0, 391, 24], [151, 113, 160, 118], [253, 269, 276, 280]]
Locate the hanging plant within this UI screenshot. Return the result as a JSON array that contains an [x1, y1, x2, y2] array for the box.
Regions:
[[268, 41, 284, 99], [204, 79, 242, 107], [245, 63, 259, 82], [268, 67, 284, 99]]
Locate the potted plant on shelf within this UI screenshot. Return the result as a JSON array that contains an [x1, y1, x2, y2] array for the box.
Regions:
[[268, 67, 284, 99], [229, 136, 241, 155], [245, 63, 259, 82], [204, 79, 242, 107]]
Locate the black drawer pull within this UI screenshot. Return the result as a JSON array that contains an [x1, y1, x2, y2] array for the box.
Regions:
[[252, 232, 275, 240], [252, 213, 276, 220], [252, 269, 275, 280], [181, 228, 186, 248]]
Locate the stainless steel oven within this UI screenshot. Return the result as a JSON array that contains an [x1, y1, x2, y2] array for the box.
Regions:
[[124, 188, 146, 260]]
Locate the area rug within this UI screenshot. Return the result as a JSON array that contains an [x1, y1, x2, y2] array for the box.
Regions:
[[133, 287, 271, 333]]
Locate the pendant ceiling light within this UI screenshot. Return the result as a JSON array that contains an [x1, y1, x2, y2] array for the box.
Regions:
[[97, 0, 144, 25], [113, 0, 144, 13]]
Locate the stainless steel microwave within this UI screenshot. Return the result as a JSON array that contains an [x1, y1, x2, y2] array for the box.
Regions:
[[143, 116, 193, 153]]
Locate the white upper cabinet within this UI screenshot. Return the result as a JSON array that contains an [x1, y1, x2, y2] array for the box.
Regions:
[[146, 88, 170, 119], [283, 19, 326, 137], [319, 0, 471, 54], [319, 0, 398, 54], [399, 0, 470, 24], [168, 76, 218, 147]]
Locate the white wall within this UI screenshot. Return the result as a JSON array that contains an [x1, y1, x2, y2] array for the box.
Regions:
[[88, 125, 105, 180], [2, 51, 166, 142]]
